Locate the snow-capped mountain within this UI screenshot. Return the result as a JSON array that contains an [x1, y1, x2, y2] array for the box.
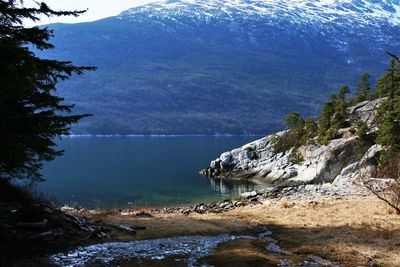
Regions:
[[120, 0, 400, 26], [42, 0, 400, 134], [118, 0, 400, 54]]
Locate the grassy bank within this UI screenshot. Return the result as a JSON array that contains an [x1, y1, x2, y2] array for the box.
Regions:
[[229, 196, 400, 266], [95, 195, 400, 266], [2, 185, 399, 266]]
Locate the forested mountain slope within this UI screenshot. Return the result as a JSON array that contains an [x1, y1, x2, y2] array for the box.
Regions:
[[39, 0, 400, 134]]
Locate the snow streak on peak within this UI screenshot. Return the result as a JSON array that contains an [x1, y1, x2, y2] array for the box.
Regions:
[[119, 0, 400, 25]]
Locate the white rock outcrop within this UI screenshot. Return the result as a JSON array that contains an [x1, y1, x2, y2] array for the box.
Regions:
[[201, 98, 384, 187]]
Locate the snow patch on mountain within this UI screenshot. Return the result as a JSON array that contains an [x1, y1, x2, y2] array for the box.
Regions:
[[119, 0, 400, 26]]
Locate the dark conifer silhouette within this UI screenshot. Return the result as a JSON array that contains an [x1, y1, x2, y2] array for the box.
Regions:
[[0, 0, 95, 181]]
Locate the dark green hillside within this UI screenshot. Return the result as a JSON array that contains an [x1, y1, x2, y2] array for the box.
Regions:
[[37, 13, 398, 134], [272, 52, 400, 163]]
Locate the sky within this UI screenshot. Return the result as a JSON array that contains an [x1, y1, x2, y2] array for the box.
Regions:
[[25, 0, 158, 25]]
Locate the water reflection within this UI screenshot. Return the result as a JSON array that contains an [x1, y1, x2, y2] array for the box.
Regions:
[[209, 178, 256, 196], [40, 136, 259, 208]]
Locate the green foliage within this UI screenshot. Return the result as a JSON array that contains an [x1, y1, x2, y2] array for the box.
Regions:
[[272, 112, 318, 153], [375, 53, 400, 154], [301, 118, 318, 144], [332, 88, 349, 128], [270, 132, 296, 154], [317, 98, 335, 144], [270, 133, 288, 153], [290, 152, 305, 165], [284, 112, 305, 129], [317, 86, 350, 144], [353, 121, 370, 160], [0, 1, 94, 182], [377, 149, 400, 170], [356, 121, 368, 140], [272, 112, 306, 153], [375, 57, 400, 98], [376, 106, 400, 149], [321, 128, 339, 145], [273, 52, 400, 173], [33, 7, 394, 135], [338, 85, 350, 100], [352, 72, 371, 104]]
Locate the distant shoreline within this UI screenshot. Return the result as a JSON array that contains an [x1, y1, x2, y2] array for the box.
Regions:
[[65, 134, 266, 138]]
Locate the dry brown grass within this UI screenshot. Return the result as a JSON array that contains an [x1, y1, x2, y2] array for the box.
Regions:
[[94, 208, 121, 217], [203, 239, 311, 267], [388, 208, 397, 215], [227, 196, 400, 266], [132, 210, 153, 218], [102, 212, 254, 241], [279, 198, 293, 208], [96, 196, 400, 266], [367, 154, 400, 214]]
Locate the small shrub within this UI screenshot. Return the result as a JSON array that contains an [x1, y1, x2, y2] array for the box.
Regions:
[[291, 152, 304, 164], [387, 208, 396, 215], [365, 153, 400, 214], [271, 132, 293, 153], [357, 121, 368, 140], [320, 128, 338, 145], [280, 198, 292, 208], [134, 210, 153, 218], [244, 146, 253, 152]]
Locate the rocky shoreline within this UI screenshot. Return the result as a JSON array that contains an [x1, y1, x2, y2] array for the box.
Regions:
[[165, 99, 391, 216], [199, 99, 384, 195], [58, 181, 366, 217]]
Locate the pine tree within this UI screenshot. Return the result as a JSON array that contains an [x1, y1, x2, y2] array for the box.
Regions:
[[272, 112, 306, 152], [286, 112, 305, 148], [301, 117, 317, 145], [353, 72, 371, 103], [338, 85, 350, 101], [318, 98, 335, 144], [332, 85, 350, 129], [375, 56, 400, 99], [284, 112, 304, 130], [0, 1, 95, 182], [376, 53, 400, 153], [317, 86, 350, 144]]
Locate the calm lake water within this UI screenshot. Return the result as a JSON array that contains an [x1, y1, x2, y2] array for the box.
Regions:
[[39, 136, 261, 209]]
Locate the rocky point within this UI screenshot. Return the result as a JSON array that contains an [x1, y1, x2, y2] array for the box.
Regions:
[[200, 98, 385, 195]]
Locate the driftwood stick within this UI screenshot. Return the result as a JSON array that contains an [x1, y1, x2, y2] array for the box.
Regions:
[[117, 225, 136, 234], [95, 222, 146, 232]]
